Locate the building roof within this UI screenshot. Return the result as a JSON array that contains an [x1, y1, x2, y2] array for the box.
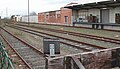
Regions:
[[65, 0, 120, 10], [44, 10, 61, 13], [66, 2, 78, 6]]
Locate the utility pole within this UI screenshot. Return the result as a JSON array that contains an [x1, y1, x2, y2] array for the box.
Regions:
[[0, 11, 3, 19], [6, 8, 8, 18], [0, 11, 2, 23], [5, 8, 8, 23], [28, 0, 30, 24]]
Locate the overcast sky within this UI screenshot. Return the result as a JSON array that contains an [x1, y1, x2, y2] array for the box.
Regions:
[[0, 0, 108, 18]]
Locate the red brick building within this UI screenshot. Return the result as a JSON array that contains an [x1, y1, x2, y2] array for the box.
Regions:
[[47, 10, 61, 23], [38, 3, 78, 25], [56, 10, 61, 23], [49, 11, 56, 23], [60, 7, 72, 25], [38, 9, 72, 25], [38, 12, 45, 23]]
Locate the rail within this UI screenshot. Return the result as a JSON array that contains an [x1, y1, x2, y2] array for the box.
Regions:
[[73, 22, 120, 29], [8, 25, 106, 49], [73, 22, 120, 26], [0, 40, 14, 69], [15, 24, 120, 45], [17, 22, 120, 32]]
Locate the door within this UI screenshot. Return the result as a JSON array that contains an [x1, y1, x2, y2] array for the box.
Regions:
[[100, 9, 109, 23], [65, 16, 68, 24]]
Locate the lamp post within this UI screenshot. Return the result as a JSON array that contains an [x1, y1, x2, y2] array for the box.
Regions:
[[28, 0, 30, 24]]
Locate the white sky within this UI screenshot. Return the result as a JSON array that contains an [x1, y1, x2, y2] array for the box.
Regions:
[[0, 0, 108, 18]]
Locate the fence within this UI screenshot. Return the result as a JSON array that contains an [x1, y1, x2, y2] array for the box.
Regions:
[[46, 47, 120, 69], [0, 40, 14, 69]]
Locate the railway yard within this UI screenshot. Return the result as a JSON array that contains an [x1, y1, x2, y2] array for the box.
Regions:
[[0, 22, 119, 69], [1, 0, 120, 69]]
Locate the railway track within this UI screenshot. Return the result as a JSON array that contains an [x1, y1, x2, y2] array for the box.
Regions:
[[0, 27, 47, 69], [18, 22, 120, 32], [7, 25, 106, 51], [16, 24, 120, 45]]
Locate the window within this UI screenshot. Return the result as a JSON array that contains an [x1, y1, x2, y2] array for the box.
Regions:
[[57, 14, 60, 18], [115, 13, 120, 24]]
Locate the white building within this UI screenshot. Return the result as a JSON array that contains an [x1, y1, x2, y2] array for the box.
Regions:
[[21, 15, 38, 23], [65, 0, 120, 24], [11, 15, 21, 22]]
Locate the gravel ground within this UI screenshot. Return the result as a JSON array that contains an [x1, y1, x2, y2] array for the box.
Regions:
[[20, 23, 120, 40], [0, 36, 28, 69], [5, 24, 120, 69], [16, 25, 120, 48], [11, 22, 120, 69], [5, 26, 84, 56], [1, 28, 45, 69]]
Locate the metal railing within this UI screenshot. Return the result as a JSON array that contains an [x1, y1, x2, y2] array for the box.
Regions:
[[45, 47, 120, 69], [64, 56, 85, 69], [0, 40, 14, 69], [45, 56, 85, 69]]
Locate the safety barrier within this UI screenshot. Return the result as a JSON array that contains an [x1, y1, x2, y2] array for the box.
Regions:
[[64, 56, 85, 69], [0, 40, 14, 69], [46, 47, 120, 69]]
